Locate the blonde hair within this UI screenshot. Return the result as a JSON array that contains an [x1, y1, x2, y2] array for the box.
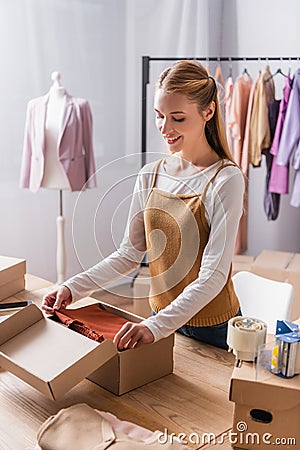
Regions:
[[156, 60, 234, 162]]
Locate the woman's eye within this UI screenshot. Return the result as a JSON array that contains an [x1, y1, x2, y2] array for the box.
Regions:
[[156, 115, 163, 120], [173, 117, 185, 122]]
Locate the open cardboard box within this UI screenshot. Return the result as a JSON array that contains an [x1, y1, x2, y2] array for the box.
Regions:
[[0, 301, 174, 400], [87, 302, 174, 394], [229, 362, 300, 449]]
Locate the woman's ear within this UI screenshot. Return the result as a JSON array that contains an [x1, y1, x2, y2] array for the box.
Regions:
[[203, 101, 216, 122]]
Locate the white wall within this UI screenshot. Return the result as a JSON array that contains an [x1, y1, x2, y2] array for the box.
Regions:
[[0, 0, 129, 282], [0, 0, 299, 285]]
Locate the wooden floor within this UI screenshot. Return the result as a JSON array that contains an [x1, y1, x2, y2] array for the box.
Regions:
[[0, 275, 237, 450]]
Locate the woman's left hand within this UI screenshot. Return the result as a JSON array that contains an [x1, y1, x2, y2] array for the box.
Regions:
[[113, 322, 154, 350]]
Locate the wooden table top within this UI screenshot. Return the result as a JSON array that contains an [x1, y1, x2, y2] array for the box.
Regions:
[[0, 275, 236, 450]]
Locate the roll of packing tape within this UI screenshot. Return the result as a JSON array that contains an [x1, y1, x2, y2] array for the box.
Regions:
[[227, 316, 267, 362]]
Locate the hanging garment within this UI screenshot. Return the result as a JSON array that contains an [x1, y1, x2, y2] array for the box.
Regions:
[[20, 93, 97, 192], [214, 64, 226, 118], [241, 73, 260, 167], [36, 403, 185, 450], [263, 100, 281, 220], [236, 72, 260, 251], [227, 74, 252, 254], [276, 69, 300, 207], [268, 75, 292, 194], [53, 303, 128, 342], [248, 66, 275, 167], [144, 160, 240, 327], [214, 64, 225, 87], [224, 75, 234, 152], [228, 74, 252, 170]]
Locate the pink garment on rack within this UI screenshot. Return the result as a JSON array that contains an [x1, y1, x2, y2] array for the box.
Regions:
[[228, 74, 253, 172], [269, 75, 292, 194]]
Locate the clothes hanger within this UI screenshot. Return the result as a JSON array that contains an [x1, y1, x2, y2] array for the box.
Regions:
[[242, 66, 251, 78], [242, 58, 251, 78], [264, 68, 289, 83], [228, 57, 233, 78], [214, 58, 225, 87], [205, 57, 210, 75]]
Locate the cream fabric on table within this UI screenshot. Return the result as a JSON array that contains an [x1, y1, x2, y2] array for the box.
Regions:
[[36, 404, 186, 450]]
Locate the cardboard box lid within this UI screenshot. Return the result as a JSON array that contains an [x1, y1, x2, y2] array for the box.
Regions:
[[233, 255, 255, 263], [0, 256, 26, 285], [0, 303, 117, 400], [230, 362, 300, 410]]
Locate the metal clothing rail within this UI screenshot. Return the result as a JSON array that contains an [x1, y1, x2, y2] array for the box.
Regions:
[[141, 55, 300, 165]]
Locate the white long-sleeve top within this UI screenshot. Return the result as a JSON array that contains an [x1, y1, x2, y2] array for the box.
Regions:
[[64, 157, 244, 342]]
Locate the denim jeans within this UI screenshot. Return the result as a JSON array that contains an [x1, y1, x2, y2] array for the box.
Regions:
[[177, 309, 242, 350]]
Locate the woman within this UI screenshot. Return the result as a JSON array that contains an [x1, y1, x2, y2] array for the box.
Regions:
[[42, 61, 244, 350]]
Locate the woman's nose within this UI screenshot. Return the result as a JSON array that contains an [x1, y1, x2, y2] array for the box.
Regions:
[[160, 118, 172, 135]]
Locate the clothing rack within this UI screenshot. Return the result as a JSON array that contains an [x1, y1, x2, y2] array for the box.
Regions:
[[141, 55, 300, 166]]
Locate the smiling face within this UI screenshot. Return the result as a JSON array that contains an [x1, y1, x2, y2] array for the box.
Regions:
[[154, 89, 215, 160]]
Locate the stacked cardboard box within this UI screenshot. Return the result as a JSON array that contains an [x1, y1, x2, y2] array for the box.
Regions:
[[0, 256, 26, 301], [232, 254, 255, 275], [230, 362, 300, 449], [251, 250, 300, 321]]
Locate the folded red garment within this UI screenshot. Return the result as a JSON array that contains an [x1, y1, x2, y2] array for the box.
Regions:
[[53, 303, 128, 342]]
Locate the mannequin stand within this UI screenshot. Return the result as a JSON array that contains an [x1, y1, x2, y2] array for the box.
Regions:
[[56, 190, 66, 284]]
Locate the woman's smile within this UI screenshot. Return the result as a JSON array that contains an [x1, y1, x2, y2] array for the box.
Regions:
[[163, 135, 182, 145]]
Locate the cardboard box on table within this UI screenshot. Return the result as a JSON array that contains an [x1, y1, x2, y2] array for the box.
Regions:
[[285, 253, 300, 321], [232, 255, 255, 276], [250, 250, 300, 320], [0, 301, 174, 400], [250, 250, 293, 281], [0, 256, 26, 301], [229, 362, 300, 449]]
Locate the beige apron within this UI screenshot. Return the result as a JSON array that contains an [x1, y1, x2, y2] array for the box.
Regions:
[[144, 159, 240, 327]]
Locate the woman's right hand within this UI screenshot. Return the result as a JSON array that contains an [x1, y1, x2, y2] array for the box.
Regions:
[[41, 285, 72, 314]]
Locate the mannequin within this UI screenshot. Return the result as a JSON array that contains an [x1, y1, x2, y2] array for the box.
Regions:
[[43, 72, 69, 284], [20, 71, 96, 284]]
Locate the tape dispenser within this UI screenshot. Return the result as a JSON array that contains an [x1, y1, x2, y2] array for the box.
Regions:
[[227, 316, 267, 363]]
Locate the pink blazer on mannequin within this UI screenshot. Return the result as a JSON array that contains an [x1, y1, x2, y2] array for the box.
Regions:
[[20, 93, 97, 192]]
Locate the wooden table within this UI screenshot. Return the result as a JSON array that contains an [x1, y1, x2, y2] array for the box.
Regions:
[[0, 275, 237, 450]]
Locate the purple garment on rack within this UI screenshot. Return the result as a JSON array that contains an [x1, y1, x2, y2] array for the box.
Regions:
[[269, 75, 292, 194], [263, 100, 280, 220], [277, 69, 300, 207]]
